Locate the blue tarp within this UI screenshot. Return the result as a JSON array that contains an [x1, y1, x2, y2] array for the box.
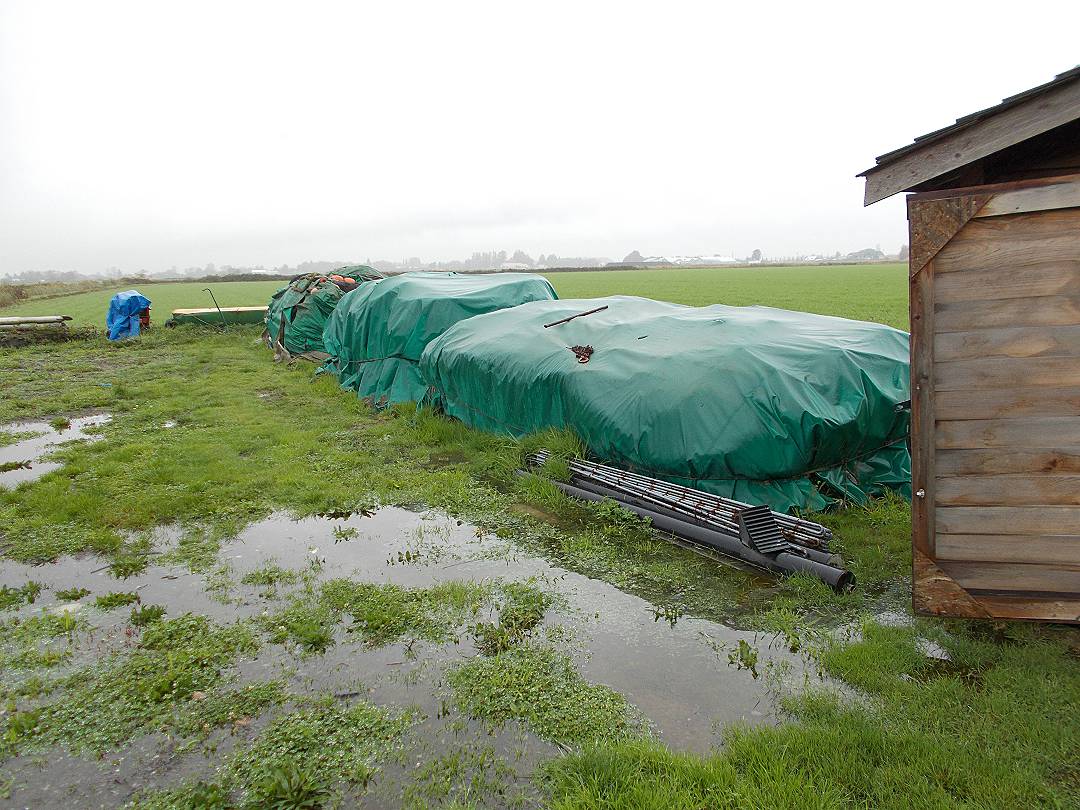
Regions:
[[106, 290, 151, 341]]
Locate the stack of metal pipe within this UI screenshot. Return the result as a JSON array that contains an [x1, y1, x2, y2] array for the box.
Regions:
[[524, 450, 855, 592]]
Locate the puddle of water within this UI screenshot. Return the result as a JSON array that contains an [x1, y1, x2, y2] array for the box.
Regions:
[[510, 501, 573, 528], [0, 414, 112, 488], [209, 509, 802, 748], [423, 449, 468, 469], [0, 506, 813, 806]]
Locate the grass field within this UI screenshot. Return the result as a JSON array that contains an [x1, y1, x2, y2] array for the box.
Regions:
[[0, 268, 1076, 808], [0, 263, 909, 329], [0, 280, 285, 326], [547, 264, 908, 328]]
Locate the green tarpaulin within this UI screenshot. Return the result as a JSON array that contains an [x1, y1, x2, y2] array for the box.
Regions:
[[264, 268, 382, 355], [322, 272, 558, 406], [420, 296, 911, 512]]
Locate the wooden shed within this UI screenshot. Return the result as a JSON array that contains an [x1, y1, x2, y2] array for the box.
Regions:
[[860, 67, 1080, 623]]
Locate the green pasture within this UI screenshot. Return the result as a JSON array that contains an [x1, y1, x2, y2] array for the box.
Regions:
[[0, 264, 908, 329], [0, 281, 284, 326], [547, 263, 908, 328]]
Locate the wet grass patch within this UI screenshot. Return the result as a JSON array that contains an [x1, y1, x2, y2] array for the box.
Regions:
[[402, 743, 527, 809], [133, 696, 414, 808], [261, 578, 502, 654], [0, 430, 45, 448], [130, 604, 167, 627], [0, 611, 83, 683], [240, 561, 301, 589], [471, 581, 554, 655], [3, 614, 260, 756], [448, 643, 642, 748], [0, 582, 43, 611]]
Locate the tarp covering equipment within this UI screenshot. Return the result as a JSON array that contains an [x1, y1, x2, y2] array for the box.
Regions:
[[106, 290, 152, 341], [420, 295, 911, 512]]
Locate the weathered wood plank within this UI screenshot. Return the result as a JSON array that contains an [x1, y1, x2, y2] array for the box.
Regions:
[[936, 448, 1080, 476], [862, 78, 1080, 205], [935, 295, 1080, 332], [935, 325, 1080, 361], [935, 357, 1080, 390], [908, 195, 990, 276], [937, 416, 1080, 449], [905, 172, 1080, 203], [934, 209, 1080, 275], [934, 261, 1080, 302], [909, 254, 935, 559], [936, 506, 1080, 536], [937, 387, 1080, 420], [936, 475, 1080, 506], [937, 559, 1080, 594], [970, 594, 1080, 623], [975, 179, 1080, 217], [912, 549, 991, 619], [936, 533, 1078, 565]]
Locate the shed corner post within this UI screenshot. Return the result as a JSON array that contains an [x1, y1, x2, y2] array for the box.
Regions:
[[907, 194, 937, 615]]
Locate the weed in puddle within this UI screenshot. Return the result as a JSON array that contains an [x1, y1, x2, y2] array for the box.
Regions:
[[331, 525, 359, 543], [471, 581, 553, 655], [54, 586, 91, 602], [130, 604, 167, 627], [0, 582, 43, 611], [241, 562, 301, 589], [94, 590, 140, 610], [247, 760, 331, 809]]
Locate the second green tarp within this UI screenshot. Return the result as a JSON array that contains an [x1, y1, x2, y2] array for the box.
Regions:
[[323, 272, 558, 406]]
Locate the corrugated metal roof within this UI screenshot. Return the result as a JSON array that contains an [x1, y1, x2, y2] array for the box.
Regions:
[[859, 66, 1080, 176]]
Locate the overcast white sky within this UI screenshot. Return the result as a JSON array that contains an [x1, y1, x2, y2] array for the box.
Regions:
[[1, 2, 1077, 275]]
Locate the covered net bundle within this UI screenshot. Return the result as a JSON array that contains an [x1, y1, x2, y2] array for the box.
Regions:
[[264, 267, 383, 356]]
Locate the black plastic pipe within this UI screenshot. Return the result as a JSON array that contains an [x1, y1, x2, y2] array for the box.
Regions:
[[533, 476, 855, 592]]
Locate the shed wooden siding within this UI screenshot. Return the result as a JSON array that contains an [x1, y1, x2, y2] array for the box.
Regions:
[[909, 175, 1080, 622]]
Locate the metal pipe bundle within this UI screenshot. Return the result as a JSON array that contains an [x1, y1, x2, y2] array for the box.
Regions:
[[521, 451, 854, 592], [527, 450, 832, 551]]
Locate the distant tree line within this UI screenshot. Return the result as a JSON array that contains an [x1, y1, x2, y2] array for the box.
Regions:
[[3, 243, 911, 285]]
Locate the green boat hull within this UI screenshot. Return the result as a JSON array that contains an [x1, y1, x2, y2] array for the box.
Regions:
[[166, 307, 268, 327]]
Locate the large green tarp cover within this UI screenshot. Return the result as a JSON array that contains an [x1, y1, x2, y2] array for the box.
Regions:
[[323, 272, 558, 406], [420, 296, 911, 512], [265, 268, 382, 354]]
